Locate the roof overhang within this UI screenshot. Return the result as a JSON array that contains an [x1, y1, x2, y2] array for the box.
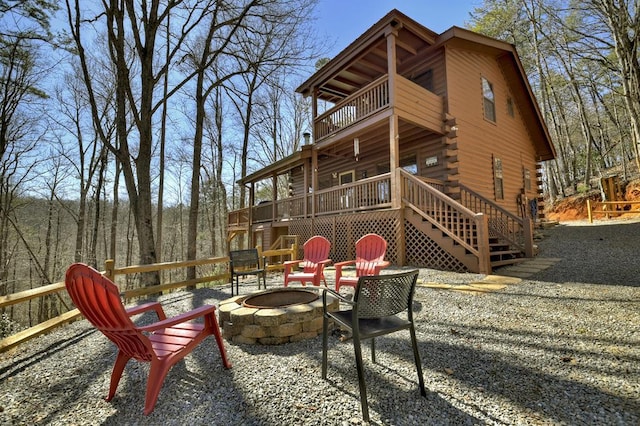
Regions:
[[237, 145, 313, 186]]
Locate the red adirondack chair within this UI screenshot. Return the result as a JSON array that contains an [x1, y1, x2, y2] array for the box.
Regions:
[[335, 233, 390, 292], [284, 236, 332, 287], [65, 263, 232, 415]]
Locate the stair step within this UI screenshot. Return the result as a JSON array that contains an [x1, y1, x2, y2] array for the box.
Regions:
[[490, 249, 522, 256], [491, 257, 527, 267]]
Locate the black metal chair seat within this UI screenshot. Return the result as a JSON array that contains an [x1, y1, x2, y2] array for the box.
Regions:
[[328, 311, 412, 339], [322, 269, 426, 422]]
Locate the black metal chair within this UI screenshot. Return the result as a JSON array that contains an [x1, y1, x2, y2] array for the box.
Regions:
[[229, 249, 267, 296], [322, 269, 426, 422]]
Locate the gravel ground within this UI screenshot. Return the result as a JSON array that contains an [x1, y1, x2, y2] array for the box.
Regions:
[[1, 221, 639, 425]]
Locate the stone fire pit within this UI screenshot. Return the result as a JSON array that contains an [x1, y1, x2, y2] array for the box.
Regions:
[[218, 288, 339, 345]]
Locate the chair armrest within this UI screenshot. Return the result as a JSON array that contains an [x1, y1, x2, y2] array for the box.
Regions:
[[138, 305, 217, 332], [373, 260, 391, 274], [126, 302, 167, 321], [334, 260, 355, 282], [319, 259, 332, 266], [322, 287, 355, 309], [284, 259, 303, 277]]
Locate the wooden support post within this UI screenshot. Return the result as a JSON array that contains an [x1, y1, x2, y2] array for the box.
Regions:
[[104, 259, 115, 281], [475, 214, 491, 275], [587, 199, 593, 223], [397, 208, 406, 265]]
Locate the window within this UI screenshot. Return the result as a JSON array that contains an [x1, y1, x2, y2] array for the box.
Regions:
[[400, 154, 418, 174], [507, 97, 515, 117], [493, 156, 504, 200], [482, 77, 496, 122], [339, 170, 355, 185], [523, 168, 531, 191], [339, 170, 355, 208]]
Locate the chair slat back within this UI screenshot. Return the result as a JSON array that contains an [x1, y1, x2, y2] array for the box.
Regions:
[[302, 236, 331, 271], [354, 270, 419, 319], [355, 234, 387, 276], [65, 264, 153, 361], [229, 249, 260, 269]]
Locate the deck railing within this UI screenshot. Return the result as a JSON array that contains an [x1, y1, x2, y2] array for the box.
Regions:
[[275, 195, 307, 220], [315, 75, 389, 140], [228, 207, 249, 228], [400, 170, 490, 271], [459, 184, 532, 255], [239, 174, 393, 225], [315, 173, 392, 215]]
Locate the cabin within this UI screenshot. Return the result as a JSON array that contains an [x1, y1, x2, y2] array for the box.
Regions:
[[227, 9, 555, 274]]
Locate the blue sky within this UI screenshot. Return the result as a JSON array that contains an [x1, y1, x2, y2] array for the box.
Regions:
[[313, 0, 480, 57]]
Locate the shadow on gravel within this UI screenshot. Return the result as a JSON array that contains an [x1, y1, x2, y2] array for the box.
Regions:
[[372, 329, 640, 425], [530, 221, 640, 286]]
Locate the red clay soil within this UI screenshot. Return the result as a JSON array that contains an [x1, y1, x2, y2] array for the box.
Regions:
[[545, 179, 640, 222]]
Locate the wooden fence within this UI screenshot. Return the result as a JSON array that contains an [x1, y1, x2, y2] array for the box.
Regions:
[[586, 199, 640, 223], [0, 245, 296, 353]]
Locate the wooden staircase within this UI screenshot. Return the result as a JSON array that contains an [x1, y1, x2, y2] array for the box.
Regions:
[[400, 170, 533, 273], [489, 238, 526, 268]]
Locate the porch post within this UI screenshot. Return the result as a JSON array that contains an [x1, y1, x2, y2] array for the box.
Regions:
[[272, 174, 277, 222], [303, 160, 309, 217], [311, 87, 319, 224], [311, 148, 318, 219], [386, 28, 401, 209], [248, 183, 255, 248]]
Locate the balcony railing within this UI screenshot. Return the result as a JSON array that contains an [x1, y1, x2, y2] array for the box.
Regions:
[[315, 75, 389, 140]]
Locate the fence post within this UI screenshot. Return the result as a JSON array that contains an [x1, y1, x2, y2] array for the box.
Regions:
[[475, 213, 492, 275], [104, 259, 115, 281], [587, 199, 593, 223]]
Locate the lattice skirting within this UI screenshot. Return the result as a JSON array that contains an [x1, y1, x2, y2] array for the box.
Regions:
[[278, 210, 468, 273], [404, 220, 469, 273], [286, 210, 400, 264]]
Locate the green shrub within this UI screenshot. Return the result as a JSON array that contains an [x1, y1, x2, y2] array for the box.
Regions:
[[577, 183, 590, 194]]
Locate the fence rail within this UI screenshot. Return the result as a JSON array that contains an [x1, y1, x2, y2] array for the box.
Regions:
[[0, 245, 296, 353], [586, 199, 640, 223]]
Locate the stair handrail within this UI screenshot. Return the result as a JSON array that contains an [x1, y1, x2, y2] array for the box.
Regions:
[[400, 170, 484, 257], [458, 184, 526, 252]]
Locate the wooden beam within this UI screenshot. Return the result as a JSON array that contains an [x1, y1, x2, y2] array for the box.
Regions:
[[358, 57, 387, 74], [396, 38, 417, 55], [0, 309, 82, 353], [0, 282, 66, 309]]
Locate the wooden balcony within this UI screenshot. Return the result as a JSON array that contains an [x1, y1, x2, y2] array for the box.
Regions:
[[314, 74, 445, 142]]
